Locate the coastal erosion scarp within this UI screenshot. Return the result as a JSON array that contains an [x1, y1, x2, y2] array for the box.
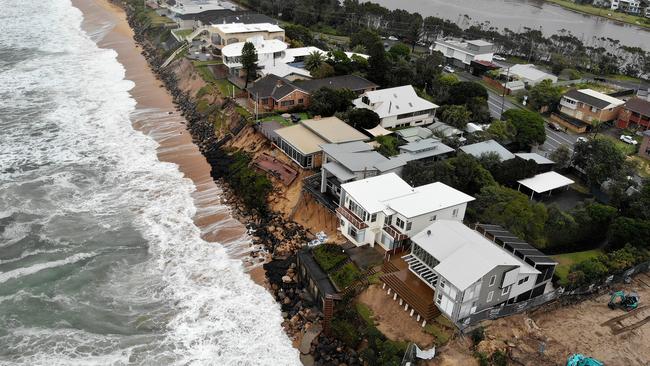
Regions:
[[71, 0, 267, 281]]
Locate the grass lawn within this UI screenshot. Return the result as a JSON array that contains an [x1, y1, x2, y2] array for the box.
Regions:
[[172, 28, 194, 40], [552, 249, 603, 286], [424, 315, 455, 345], [215, 78, 241, 97], [313, 244, 348, 272], [144, 9, 175, 26], [331, 262, 362, 289], [597, 134, 638, 156], [545, 0, 650, 29], [259, 112, 309, 126], [192, 59, 223, 67], [628, 155, 650, 178]]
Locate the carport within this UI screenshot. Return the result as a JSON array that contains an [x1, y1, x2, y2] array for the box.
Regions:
[[517, 171, 575, 200]]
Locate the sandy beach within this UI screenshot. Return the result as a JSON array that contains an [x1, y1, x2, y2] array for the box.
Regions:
[[72, 0, 266, 283]]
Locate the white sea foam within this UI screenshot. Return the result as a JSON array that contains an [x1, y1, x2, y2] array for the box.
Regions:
[[0, 252, 96, 284], [0, 0, 299, 364]]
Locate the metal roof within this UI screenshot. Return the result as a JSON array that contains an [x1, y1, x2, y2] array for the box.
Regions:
[[460, 139, 515, 161], [517, 171, 574, 194], [476, 223, 557, 267]]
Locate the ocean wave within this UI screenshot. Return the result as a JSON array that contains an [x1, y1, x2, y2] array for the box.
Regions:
[[0, 252, 96, 284]]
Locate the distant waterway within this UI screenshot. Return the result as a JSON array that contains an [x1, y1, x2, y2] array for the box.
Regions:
[[367, 0, 649, 49]]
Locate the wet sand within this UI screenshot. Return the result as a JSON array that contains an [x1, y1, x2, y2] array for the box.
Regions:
[[72, 0, 266, 284]]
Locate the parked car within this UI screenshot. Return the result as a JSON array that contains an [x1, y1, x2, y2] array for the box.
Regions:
[[548, 122, 562, 131], [443, 66, 455, 73], [388, 35, 398, 41], [493, 55, 506, 61], [576, 136, 588, 143], [290, 113, 302, 123], [620, 135, 638, 145]]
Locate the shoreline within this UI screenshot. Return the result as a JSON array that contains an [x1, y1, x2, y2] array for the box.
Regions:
[[544, 0, 650, 30], [71, 0, 268, 284]]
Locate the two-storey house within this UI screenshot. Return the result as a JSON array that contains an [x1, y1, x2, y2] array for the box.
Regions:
[[403, 221, 555, 322], [352, 86, 439, 129], [336, 173, 474, 251]]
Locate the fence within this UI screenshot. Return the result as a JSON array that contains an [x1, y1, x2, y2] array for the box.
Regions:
[[456, 259, 650, 332]]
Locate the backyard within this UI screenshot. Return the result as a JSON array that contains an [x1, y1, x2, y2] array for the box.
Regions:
[[551, 249, 604, 286], [259, 112, 310, 126]]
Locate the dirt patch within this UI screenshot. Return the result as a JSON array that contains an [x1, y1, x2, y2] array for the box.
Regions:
[[427, 337, 478, 366], [172, 58, 207, 97], [482, 275, 650, 366], [357, 284, 435, 347]]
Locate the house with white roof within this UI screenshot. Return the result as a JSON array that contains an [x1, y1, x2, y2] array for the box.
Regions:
[[320, 139, 453, 198], [336, 173, 474, 251], [432, 39, 494, 68], [352, 86, 439, 129], [504, 64, 558, 87], [208, 22, 284, 49], [460, 139, 515, 161], [403, 221, 555, 322]]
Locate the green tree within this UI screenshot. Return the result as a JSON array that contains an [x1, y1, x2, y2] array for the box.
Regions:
[[304, 50, 327, 71], [545, 205, 579, 249], [350, 29, 381, 50], [309, 87, 354, 116], [486, 119, 515, 144], [311, 62, 335, 79], [502, 109, 546, 150], [431, 73, 459, 104], [241, 41, 258, 89], [347, 108, 380, 130], [528, 79, 563, 112], [466, 97, 492, 124], [550, 144, 572, 170], [448, 81, 488, 105], [609, 217, 650, 250], [284, 24, 314, 46], [440, 104, 472, 129], [367, 41, 390, 86], [413, 52, 444, 90], [402, 154, 496, 195], [473, 185, 548, 246], [388, 43, 411, 59], [387, 59, 416, 87], [628, 180, 650, 220], [572, 137, 625, 186]]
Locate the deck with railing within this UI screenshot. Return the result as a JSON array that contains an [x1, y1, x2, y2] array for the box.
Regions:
[[336, 206, 368, 229], [383, 225, 408, 241]]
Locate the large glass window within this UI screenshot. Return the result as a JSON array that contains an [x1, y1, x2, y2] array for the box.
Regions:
[[396, 217, 405, 229]]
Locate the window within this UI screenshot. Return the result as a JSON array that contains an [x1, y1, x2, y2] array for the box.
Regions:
[[436, 292, 443, 304], [591, 106, 598, 113], [488, 275, 496, 287], [452, 208, 459, 217], [430, 215, 437, 221], [501, 286, 510, 296], [396, 217, 405, 229], [384, 215, 392, 225], [261, 98, 269, 105], [517, 276, 529, 285], [406, 222, 412, 231], [370, 213, 377, 222], [486, 291, 494, 302], [280, 100, 295, 107], [440, 279, 446, 289], [298, 98, 304, 104]]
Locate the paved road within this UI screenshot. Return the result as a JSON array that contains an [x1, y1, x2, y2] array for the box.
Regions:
[[454, 70, 582, 154]]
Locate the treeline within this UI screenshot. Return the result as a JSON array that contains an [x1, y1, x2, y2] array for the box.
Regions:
[[244, 0, 649, 77]]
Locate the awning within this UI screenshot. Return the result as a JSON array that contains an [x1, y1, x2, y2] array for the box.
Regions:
[[322, 162, 356, 182], [517, 171, 574, 194], [364, 125, 394, 137]]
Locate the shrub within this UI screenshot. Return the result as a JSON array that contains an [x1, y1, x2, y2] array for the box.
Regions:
[[491, 350, 508, 366], [471, 326, 485, 345], [331, 318, 361, 348], [226, 151, 272, 212], [312, 244, 347, 272], [331, 263, 362, 289]]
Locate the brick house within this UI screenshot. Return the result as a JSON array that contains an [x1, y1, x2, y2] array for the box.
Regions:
[[617, 98, 650, 130], [555, 89, 625, 132], [246, 74, 310, 113]]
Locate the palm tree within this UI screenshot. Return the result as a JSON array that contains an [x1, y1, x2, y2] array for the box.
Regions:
[[304, 51, 326, 71]]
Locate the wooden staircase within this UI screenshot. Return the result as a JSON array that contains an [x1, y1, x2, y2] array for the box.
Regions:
[[380, 272, 440, 321]]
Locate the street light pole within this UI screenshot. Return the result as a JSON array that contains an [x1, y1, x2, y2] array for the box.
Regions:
[[500, 66, 511, 119]]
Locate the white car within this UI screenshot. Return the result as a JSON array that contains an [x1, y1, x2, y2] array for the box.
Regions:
[[388, 36, 398, 41], [576, 137, 588, 143], [620, 135, 638, 145], [493, 55, 506, 61], [443, 66, 455, 73]]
